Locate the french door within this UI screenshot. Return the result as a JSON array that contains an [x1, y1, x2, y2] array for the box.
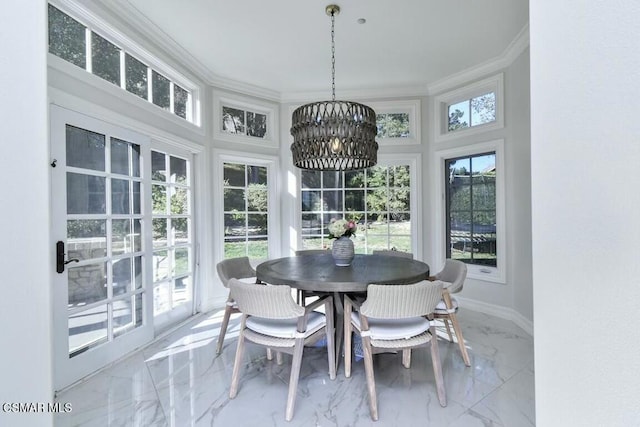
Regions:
[[51, 106, 154, 390], [150, 144, 196, 331]]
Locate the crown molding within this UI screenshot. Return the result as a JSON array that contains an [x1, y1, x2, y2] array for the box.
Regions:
[[280, 84, 430, 104], [100, 0, 281, 102], [208, 75, 281, 102], [283, 24, 529, 102], [77, 0, 529, 103], [427, 24, 530, 95]]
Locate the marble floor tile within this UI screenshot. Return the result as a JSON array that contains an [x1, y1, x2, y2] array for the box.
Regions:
[[55, 308, 535, 426]]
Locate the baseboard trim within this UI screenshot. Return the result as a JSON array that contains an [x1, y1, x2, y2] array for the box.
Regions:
[[200, 295, 228, 313], [457, 296, 534, 337]]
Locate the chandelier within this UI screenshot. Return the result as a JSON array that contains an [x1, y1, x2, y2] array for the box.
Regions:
[[290, 4, 378, 171]]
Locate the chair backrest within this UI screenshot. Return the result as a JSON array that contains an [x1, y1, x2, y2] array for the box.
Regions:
[[229, 278, 304, 319], [372, 249, 413, 259], [216, 257, 256, 288], [295, 249, 329, 256], [434, 259, 467, 294], [360, 280, 443, 319]]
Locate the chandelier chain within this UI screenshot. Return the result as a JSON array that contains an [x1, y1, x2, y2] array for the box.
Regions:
[[289, 4, 378, 171], [331, 9, 336, 101]]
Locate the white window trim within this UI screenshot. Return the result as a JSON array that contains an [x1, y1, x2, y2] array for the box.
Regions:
[[49, 0, 202, 128], [367, 99, 422, 146], [293, 153, 422, 258], [434, 73, 504, 143], [213, 93, 278, 148], [213, 149, 281, 263], [432, 139, 505, 283]]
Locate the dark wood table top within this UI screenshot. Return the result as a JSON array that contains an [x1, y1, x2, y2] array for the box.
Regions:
[[256, 254, 430, 293]]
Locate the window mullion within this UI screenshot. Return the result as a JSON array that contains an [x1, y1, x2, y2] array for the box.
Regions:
[[119, 50, 126, 90], [85, 28, 92, 73]]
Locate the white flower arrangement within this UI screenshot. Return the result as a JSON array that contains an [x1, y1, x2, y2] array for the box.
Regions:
[[328, 218, 358, 239]]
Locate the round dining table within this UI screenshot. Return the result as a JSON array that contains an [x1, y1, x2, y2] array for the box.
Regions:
[[256, 253, 430, 370], [256, 253, 430, 292]]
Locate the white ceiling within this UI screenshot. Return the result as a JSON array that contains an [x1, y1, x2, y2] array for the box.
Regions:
[[116, 0, 529, 98]]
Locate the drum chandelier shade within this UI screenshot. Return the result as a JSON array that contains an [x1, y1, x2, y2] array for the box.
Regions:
[[290, 5, 378, 171]]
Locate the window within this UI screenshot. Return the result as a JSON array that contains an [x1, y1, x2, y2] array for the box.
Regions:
[[447, 92, 496, 131], [151, 150, 194, 316], [446, 152, 496, 267], [222, 106, 267, 138], [434, 140, 505, 282], [300, 163, 414, 254], [434, 74, 504, 142], [48, 4, 196, 123], [367, 100, 421, 145], [377, 113, 410, 138], [223, 162, 269, 259], [214, 94, 277, 147]]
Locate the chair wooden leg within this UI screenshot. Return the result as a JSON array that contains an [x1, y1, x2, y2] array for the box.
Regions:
[[362, 336, 378, 421], [325, 298, 336, 380], [276, 351, 283, 365], [442, 290, 470, 367], [429, 325, 447, 407], [285, 338, 305, 421], [443, 318, 454, 342], [344, 299, 352, 378], [229, 317, 247, 399], [216, 300, 234, 354], [449, 312, 471, 367], [266, 348, 273, 360], [402, 349, 412, 369]]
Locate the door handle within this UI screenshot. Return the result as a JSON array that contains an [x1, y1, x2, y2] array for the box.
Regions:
[[56, 241, 79, 274]]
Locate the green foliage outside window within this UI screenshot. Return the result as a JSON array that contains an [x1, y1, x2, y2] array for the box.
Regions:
[[446, 153, 497, 266], [223, 163, 269, 259], [48, 5, 192, 122], [376, 113, 410, 138], [301, 165, 411, 253]]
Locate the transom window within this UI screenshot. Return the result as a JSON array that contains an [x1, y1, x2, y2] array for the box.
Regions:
[[300, 165, 412, 253], [367, 100, 421, 145], [448, 92, 496, 131], [434, 74, 504, 142], [48, 4, 194, 122], [222, 106, 267, 138], [376, 113, 410, 138]]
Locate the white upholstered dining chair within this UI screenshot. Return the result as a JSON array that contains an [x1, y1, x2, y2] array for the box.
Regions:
[[215, 257, 258, 355], [343, 280, 446, 421], [371, 249, 414, 259], [228, 278, 336, 421], [430, 259, 471, 366], [294, 249, 329, 256]]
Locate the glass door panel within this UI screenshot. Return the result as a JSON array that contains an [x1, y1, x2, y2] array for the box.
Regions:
[[51, 106, 153, 391], [151, 148, 195, 330]]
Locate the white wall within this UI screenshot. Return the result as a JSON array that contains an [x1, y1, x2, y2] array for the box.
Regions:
[[506, 50, 533, 322], [0, 1, 53, 426], [430, 50, 533, 330], [531, 1, 640, 425]]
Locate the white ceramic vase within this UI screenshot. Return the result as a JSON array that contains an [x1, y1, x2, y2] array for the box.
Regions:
[[332, 236, 354, 266]]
